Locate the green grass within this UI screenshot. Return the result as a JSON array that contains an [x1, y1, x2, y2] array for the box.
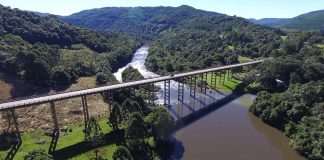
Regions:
[[238, 56, 253, 63], [197, 71, 241, 94], [227, 45, 235, 50], [316, 44, 324, 49], [281, 36, 288, 41], [0, 120, 117, 160], [61, 44, 98, 66]]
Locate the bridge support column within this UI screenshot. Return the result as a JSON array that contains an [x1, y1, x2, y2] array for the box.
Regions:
[[211, 72, 217, 89], [230, 69, 234, 81], [219, 72, 225, 85], [49, 101, 59, 154], [81, 96, 90, 132], [106, 91, 114, 113], [148, 83, 155, 106], [190, 75, 197, 98], [5, 110, 22, 160], [178, 77, 184, 103], [164, 80, 171, 107], [201, 73, 207, 94], [132, 87, 136, 97]]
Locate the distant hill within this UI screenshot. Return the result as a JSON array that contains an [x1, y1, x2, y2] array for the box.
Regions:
[[249, 18, 290, 26], [59, 5, 282, 74], [60, 5, 223, 39], [249, 10, 324, 30]]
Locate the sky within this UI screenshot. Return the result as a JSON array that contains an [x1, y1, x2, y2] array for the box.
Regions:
[[0, 0, 323, 19]]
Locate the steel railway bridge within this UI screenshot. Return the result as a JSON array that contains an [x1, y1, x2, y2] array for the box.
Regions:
[[0, 60, 262, 159]]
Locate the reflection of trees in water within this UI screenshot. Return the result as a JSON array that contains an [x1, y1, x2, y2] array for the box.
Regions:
[[248, 112, 305, 160], [170, 137, 185, 160]]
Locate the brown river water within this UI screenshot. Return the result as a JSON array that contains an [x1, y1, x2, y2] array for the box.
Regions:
[[173, 94, 305, 160]]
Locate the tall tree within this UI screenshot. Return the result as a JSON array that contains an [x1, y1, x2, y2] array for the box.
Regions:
[[112, 146, 133, 160], [109, 103, 122, 130]]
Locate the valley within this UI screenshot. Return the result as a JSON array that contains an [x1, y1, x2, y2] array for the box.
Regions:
[[0, 3, 323, 160]]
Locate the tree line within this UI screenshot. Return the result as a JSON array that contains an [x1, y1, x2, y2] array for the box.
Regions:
[[249, 31, 324, 160]]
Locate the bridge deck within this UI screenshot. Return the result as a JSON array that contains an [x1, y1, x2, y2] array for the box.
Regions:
[[0, 60, 263, 111]]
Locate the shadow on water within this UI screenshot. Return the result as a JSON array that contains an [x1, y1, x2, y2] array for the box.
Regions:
[[52, 130, 125, 160], [174, 90, 244, 132], [170, 84, 247, 159]]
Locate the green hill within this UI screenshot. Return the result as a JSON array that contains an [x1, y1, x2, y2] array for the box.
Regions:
[[60, 5, 222, 39], [250, 10, 324, 30], [0, 5, 142, 86], [279, 10, 324, 30], [61, 6, 282, 74]]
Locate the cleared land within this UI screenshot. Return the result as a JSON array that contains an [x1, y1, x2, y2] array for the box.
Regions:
[[0, 75, 109, 132], [238, 56, 253, 63]]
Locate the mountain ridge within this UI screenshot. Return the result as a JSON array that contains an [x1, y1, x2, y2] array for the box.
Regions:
[[249, 9, 324, 30], [60, 5, 224, 39]]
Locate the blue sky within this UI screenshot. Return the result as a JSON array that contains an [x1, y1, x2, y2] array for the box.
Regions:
[[0, 0, 323, 19]]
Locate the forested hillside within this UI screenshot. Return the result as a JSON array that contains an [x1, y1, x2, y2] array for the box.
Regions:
[[61, 5, 222, 39], [250, 10, 324, 31], [0, 5, 143, 86], [249, 31, 324, 160], [61, 5, 283, 74], [280, 10, 324, 30], [146, 16, 282, 74]]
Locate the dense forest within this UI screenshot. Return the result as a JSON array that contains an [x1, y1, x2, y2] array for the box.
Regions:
[[1, 3, 324, 159], [249, 32, 324, 160], [61, 6, 284, 75], [60, 5, 222, 39], [0, 5, 143, 87], [146, 16, 282, 74]]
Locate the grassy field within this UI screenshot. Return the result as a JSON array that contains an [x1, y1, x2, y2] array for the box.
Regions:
[[317, 44, 324, 49], [196, 71, 241, 94], [0, 119, 117, 160], [61, 44, 98, 65], [281, 36, 288, 41], [238, 56, 253, 63]]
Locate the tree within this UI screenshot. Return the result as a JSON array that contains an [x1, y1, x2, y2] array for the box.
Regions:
[[85, 117, 104, 146], [24, 59, 51, 86], [125, 112, 150, 159], [85, 117, 105, 159], [125, 112, 148, 141], [96, 72, 109, 85], [109, 103, 122, 130], [112, 146, 133, 160], [289, 72, 302, 84], [145, 108, 175, 141], [121, 99, 142, 120], [257, 72, 277, 91], [121, 67, 143, 82], [51, 67, 71, 86], [24, 149, 53, 160]]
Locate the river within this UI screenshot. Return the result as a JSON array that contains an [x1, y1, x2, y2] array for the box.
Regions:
[[113, 45, 305, 160]]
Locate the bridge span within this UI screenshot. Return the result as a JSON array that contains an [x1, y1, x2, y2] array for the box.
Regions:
[[0, 60, 263, 158], [0, 60, 263, 111]]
